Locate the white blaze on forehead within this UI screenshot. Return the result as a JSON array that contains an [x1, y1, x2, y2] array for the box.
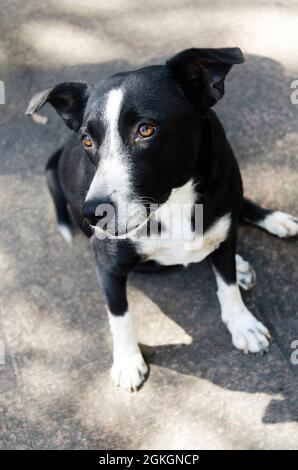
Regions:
[[105, 88, 124, 153], [86, 87, 131, 201]]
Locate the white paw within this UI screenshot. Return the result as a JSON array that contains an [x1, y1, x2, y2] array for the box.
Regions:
[[262, 211, 298, 238], [111, 352, 148, 391], [236, 254, 256, 290], [224, 310, 271, 354]]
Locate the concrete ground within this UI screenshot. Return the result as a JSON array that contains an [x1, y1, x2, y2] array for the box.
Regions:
[[0, 0, 298, 450]]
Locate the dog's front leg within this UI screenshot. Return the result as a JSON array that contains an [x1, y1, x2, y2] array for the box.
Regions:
[[92, 244, 148, 391], [100, 271, 148, 391], [210, 235, 271, 354]]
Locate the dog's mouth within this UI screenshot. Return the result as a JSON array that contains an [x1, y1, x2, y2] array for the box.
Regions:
[[93, 222, 142, 240], [91, 204, 164, 240], [89, 191, 172, 240]]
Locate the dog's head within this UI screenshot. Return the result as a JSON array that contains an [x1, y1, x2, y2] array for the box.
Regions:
[[27, 48, 244, 237]]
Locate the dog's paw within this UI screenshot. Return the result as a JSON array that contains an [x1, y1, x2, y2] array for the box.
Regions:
[[262, 211, 298, 238], [224, 310, 271, 354], [111, 352, 148, 391], [236, 254, 256, 290]]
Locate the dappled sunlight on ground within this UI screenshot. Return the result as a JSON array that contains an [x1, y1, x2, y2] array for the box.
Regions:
[[21, 21, 127, 66], [0, 0, 297, 450]]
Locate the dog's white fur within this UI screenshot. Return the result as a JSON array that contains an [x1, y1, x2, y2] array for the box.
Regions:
[[236, 253, 256, 290], [134, 180, 231, 266], [58, 222, 73, 244], [86, 89, 131, 213], [214, 271, 270, 353], [258, 211, 298, 238], [108, 309, 148, 390]]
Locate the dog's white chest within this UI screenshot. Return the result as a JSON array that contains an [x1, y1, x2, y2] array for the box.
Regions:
[[135, 214, 230, 266], [132, 181, 231, 267]]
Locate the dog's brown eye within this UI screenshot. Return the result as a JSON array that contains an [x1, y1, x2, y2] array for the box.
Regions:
[[137, 123, 156, 139], [81, 134, 93, 148]]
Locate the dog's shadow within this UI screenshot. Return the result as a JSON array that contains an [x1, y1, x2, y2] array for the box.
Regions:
[[129, 223, 298, 425]]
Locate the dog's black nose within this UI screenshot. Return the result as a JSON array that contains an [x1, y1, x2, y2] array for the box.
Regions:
[[82, 198, 114, 226]]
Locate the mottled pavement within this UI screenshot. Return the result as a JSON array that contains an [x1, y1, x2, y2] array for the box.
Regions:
[[0, 0, 298, 450]]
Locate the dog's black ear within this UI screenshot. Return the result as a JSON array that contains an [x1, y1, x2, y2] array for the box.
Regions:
[[26, 82, 89, 131], [166, 48, 244, 110]]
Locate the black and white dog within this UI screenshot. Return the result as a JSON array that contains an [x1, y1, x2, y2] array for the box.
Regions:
[[27, 48, 298, 391]]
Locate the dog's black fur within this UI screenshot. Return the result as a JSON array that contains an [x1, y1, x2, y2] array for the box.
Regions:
[[27, 48, 297, 390]]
